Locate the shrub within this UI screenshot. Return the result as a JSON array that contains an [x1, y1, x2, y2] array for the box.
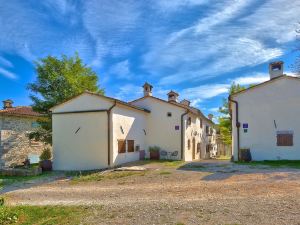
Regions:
[[148, 146, 161, 153], [40, 148, 52, 161]]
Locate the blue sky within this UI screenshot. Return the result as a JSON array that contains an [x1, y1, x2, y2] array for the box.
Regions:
[[0, 0, 299, 118]]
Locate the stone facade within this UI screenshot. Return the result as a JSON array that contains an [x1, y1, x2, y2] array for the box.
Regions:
[[0, 115, 46, 168]]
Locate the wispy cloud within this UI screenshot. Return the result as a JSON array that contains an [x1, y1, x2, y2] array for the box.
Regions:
[[232, 73, 269, 85], [109, 60, 133, 80], [0, 67, 17, 79], [0, 56, 13, 68]]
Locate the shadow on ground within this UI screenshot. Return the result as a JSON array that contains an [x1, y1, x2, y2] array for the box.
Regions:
[[177, 160, 300, 181]]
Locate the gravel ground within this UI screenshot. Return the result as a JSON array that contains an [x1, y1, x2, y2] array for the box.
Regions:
[[3, 161, 300, 225]]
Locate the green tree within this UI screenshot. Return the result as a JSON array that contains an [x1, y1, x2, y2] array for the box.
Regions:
[[27, 53, 104, 144], [218, 83, 246, 145]]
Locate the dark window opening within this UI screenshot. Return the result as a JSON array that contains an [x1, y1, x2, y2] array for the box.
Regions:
[[197, 143, 201, 153], [206, 126, 209, 135], [187, 117, 191, 126], [272, 64, 281, 71], [188, 139, 191, 150], [167, 112, 172, 117], [120, 126, 124, 134], [200, 118, 202, 128]]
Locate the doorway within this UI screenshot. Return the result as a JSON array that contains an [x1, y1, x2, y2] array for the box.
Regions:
[[192, 138, 196, 160]]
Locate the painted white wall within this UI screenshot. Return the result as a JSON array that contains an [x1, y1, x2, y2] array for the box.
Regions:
[[112, 105, 147, 165], [231, 77, 300, 161], [52, 112, 108, 170], [51, 93, 114, 113], [132, 97, 185, 160]]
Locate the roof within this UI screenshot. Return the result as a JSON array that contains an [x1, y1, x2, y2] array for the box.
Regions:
[[167, 90, 179, 96], [50, 91, 150, 113], [230, 75, 300, 98], [142, 82, 153, 88], [0, 106, 41, 117], [130, 95, 214, 125]]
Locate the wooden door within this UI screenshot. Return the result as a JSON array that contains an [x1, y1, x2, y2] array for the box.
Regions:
[[192, 138, 196, 160]]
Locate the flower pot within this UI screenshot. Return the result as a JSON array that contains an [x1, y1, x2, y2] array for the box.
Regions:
[[150, 151, 160, 160], [40, 160, 52, 171]]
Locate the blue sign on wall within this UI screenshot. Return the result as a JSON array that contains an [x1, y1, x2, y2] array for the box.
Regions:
[[243, 123, 248, 129], [175, 125, 180, 130]]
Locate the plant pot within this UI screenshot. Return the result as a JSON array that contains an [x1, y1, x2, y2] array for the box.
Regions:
[[150, 151, 160, 160], [40, 160, 52, 171]]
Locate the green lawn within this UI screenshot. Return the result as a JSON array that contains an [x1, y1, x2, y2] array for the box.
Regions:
[[141, 159, 185, 168], [0, 205, 98, 225], [0, 172, 54, 189], [236, 160, 300, 169]]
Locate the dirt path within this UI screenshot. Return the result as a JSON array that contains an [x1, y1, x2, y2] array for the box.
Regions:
[[4, 161, 300, 225]]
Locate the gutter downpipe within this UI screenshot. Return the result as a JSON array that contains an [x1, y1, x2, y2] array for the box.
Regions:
[[181, 110, 189, 160], [228, 96, 240, 161], [107, 101, 117, 167]]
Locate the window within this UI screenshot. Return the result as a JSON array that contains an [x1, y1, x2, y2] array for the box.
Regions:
[[167, 112, 172, 117], [127, 140, 135, 152], [200, 118, 202, 128], [197, 143, 201, 153], [118, 139, 126, 153], [206, 126, 209, 135], [31, 122, 40, 128], [206, 144, 210, 153], [188, 139, 191, 150], [277, 133, 293, 146], [187, 117, 191, 126]]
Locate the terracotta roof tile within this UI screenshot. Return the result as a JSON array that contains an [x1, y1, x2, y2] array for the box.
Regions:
[[0, 106, 41, 117]]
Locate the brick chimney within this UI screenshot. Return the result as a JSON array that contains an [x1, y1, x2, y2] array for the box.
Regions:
[[180, 99, 190, 106], [3, 99, 13, 109], [269, 61, 284, 79], [142, 82, 153, 97], [167, 91, 179, 103]]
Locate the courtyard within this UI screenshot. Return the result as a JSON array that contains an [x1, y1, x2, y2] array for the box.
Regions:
[[1, 160, 300, 225]]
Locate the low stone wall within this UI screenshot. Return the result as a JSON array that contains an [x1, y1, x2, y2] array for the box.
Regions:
[[0, 167, 42, 176], [0, 130, 48, 168]]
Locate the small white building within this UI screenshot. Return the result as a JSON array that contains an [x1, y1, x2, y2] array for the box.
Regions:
[[230, 61, 300, 161], [51, 83, 216, 170]]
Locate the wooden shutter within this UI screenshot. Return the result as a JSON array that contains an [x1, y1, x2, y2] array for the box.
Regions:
[[277, 134, 293, 146], [118, 140, 126, 153], [127, 140, 134, 152]]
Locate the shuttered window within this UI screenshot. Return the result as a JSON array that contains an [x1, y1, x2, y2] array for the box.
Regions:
[[127, 140, 134, 152], [118, 139, 126, 153], [277, 134, 293, 146]]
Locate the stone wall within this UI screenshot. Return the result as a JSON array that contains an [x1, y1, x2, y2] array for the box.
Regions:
[[0, 115, 48, 168]]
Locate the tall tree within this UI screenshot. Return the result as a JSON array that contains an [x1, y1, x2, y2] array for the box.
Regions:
[[218, 83, 246, 145], [28, 53, 104, 144]]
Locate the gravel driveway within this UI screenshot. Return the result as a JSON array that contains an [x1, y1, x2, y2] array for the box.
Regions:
[[3, 160, 300, 225]]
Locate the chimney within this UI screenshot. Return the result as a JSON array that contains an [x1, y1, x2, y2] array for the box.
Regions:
[[208, 114, 213, 121], [180, 99, 190, 106], [269, 61, 284, 79], [167, 90, 179, 103], [3, 99, 13, 109], [142, 82, 153, 97]]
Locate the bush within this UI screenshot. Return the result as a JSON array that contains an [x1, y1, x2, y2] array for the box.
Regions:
[[148, 146, 161, 153], [40, 148, 52, 161], [0, 197, 4, 206]]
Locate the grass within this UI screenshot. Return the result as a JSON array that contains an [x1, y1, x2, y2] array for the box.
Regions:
[[142, 159, 185, 168], [0, 172, 54, 189], [159, 171, 172, 175], [71, 170, 146, 183], [216, 156, 231, 160], [236, 160, 300, 169], [0, 205, 98, 225]]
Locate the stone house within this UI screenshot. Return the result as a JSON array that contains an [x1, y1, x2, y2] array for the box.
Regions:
[[0, 100, 46, 167]]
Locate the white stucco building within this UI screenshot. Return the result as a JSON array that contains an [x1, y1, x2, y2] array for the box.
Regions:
[[51, 83, 216, 170], [230, 61, 300, 161]]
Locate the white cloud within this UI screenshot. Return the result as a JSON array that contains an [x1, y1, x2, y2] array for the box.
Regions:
[[232, 73, 269, 85], [153, 0, 208, 12], [113, 84, 142, 101], [0, 67, 17, 79], [109, 60, 132, 80]]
